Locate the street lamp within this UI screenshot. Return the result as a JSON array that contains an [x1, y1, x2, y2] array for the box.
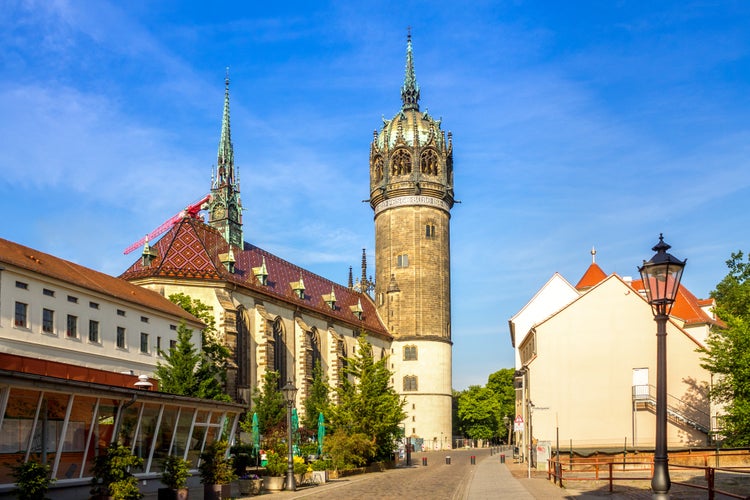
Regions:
[[281, 380, 298, 492], [638, 234, 686, 500]]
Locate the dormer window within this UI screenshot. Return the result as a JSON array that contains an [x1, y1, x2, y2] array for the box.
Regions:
[[253, 256, 268, 286], [323, 286, 336, 310], [220, 248, 236, 273], [291, 275, 305, 299], [349, 298, 364, 320]]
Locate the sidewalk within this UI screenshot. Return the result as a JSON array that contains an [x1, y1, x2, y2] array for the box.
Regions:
[[465, 455, 569, 499]]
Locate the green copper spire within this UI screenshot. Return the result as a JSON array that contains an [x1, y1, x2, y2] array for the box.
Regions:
[[401, 30, 420, 111], [216, 67, 234, 187]]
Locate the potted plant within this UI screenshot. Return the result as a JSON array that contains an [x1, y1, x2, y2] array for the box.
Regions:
[[237, 472, 262, 496], [263, 450, 286, 491], [90, 443, 144, 500], [11, 459, 55, 500], [310, 458, 331, 484], [198, 440, 236, 500], [158, 455, 190, 500]]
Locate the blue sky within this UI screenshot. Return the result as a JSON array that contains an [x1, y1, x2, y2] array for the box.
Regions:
[[2, 1, 750, 390]]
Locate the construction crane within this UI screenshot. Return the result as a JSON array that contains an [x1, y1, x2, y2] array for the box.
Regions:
[[123, 194, 211, 255]]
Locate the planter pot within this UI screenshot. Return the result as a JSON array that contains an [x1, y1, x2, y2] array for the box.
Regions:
[[311, 470, 328, 484], [264, 475, 285, 491], [157, 487, 189, 500], [239, 478, 264, 495], [203, 484, 222, 500]]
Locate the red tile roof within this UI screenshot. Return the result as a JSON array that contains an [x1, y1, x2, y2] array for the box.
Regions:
[[120, 217, 389, 337], [0, 237, 200, 325], [575, 263, 608, 290], [629, 278, 721, 327]]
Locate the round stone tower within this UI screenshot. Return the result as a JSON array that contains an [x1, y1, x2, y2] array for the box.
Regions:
[[369, 33, 454, 450]]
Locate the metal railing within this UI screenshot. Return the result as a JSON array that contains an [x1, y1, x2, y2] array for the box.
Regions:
[[632, 384, 711, 434]]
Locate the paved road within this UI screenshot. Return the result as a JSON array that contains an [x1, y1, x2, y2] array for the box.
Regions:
[[269, 448, 512, 500]]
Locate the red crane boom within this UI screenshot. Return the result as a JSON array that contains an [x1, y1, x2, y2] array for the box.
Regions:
[[123, 194, 211, 255]]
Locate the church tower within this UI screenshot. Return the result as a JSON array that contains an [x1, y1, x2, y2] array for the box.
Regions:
[[369, 33, 454, 449], [209, 71, 244, 248]]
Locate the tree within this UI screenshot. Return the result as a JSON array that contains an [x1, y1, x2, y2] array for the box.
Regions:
[[328, 335, 405, 462], [302, 361, 329, 431], [457, 385, 500, 441], [249, 370, 285, 436], [154, 322, 202, 396], [167, 293, 231, 402], [701, 251, 750, 445], [486, 368, 517, 441]]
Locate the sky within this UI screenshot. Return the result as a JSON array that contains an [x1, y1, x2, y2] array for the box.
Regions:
[[2, 1, 750, 391]]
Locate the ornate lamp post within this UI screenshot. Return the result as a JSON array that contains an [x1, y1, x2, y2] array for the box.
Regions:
[[638, 234, 686, 499], [281, 380, 298, 492]]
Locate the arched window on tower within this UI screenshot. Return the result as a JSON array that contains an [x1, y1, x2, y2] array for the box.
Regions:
[[236, 308, 250, 387], [403, 375, 418, 392], [391, 149, 412, 176], [420, 149, 439, 175], [272, 318, 287, 389], [403, 345, 418, 361]]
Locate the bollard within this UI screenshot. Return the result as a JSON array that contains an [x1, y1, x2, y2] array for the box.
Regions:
[[422, 456, 427, 466], [490, 448, 494, 456], [470, 455, 476, 465], [500, 454, 505, 464], [445, 456, 451, 465]]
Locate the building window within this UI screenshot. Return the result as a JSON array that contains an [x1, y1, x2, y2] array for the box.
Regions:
[[89, 301, 99, 309], [117, 327, 126, 349], [403, 345, 418, 361], [140, 316, 149, 323], [425, 224, 436, 238], [89, 320, 100, 343], [156, 336, 162, 356], [403, 375, 418, 392], [397, 254, 409, 268], [412, 416, 415, 421], [66, 315, 78, 338], [170, 324, 177, 331], [170, 339, 177, 351], [140, 333, 149, 353], [42, 308, 54, 333], [67, 295, 78, 304], [43, 288, 55, 297], [117, 309, 126, 317], [15, 281, 28, 290], [14, 302, 28, 327]]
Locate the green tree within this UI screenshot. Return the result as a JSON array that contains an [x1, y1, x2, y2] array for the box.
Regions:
[[457, 385, 500, 441], [328, 335, 405, 462], [302, 361, 329, 431], [249, 370, 285, 435], [154, 322, 202, 396], [486, 368, 517, 441], [702, 251, 750, 445], [167, 293, 231, 402]]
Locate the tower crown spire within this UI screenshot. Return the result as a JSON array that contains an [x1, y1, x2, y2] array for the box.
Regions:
[[216, 67, 234, 187], [401, 30, 420, 111]]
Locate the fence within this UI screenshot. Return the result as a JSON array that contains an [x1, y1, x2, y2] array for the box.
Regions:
[[547, 451, 750, 499]]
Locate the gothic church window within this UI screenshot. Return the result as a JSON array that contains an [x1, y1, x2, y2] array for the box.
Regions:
[[403, 345, 418, 361], [391, 149, 412, 176], [236, 309, 250, 387], [273, 318, 287, 389], [420, 149, 439, 175], [307, 328, 322, 379], [403, 375, 418, 392]]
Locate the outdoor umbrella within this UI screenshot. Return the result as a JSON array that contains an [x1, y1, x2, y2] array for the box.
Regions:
[[251, 412, 260, 459], [317, 412, 325, 456], [291, 407, 300, 455]]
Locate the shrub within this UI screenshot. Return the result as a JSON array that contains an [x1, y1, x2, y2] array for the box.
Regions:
[[323, 432, 375, 471], [160, 455, 190, 490], [12, 459, 54, 500]]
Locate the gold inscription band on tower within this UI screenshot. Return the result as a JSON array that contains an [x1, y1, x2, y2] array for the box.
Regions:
[[374, 195, 451, 215]]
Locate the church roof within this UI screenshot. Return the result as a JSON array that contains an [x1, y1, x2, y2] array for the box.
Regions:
[[120, 217, 389, 336], [0, 237, 200, 325]]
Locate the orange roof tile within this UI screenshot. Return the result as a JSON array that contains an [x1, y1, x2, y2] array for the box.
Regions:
[[575, 263, 608, 290], [0, 237, 201, 325], [120, 217, 389, 337], [630, 278, 721, 327]]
